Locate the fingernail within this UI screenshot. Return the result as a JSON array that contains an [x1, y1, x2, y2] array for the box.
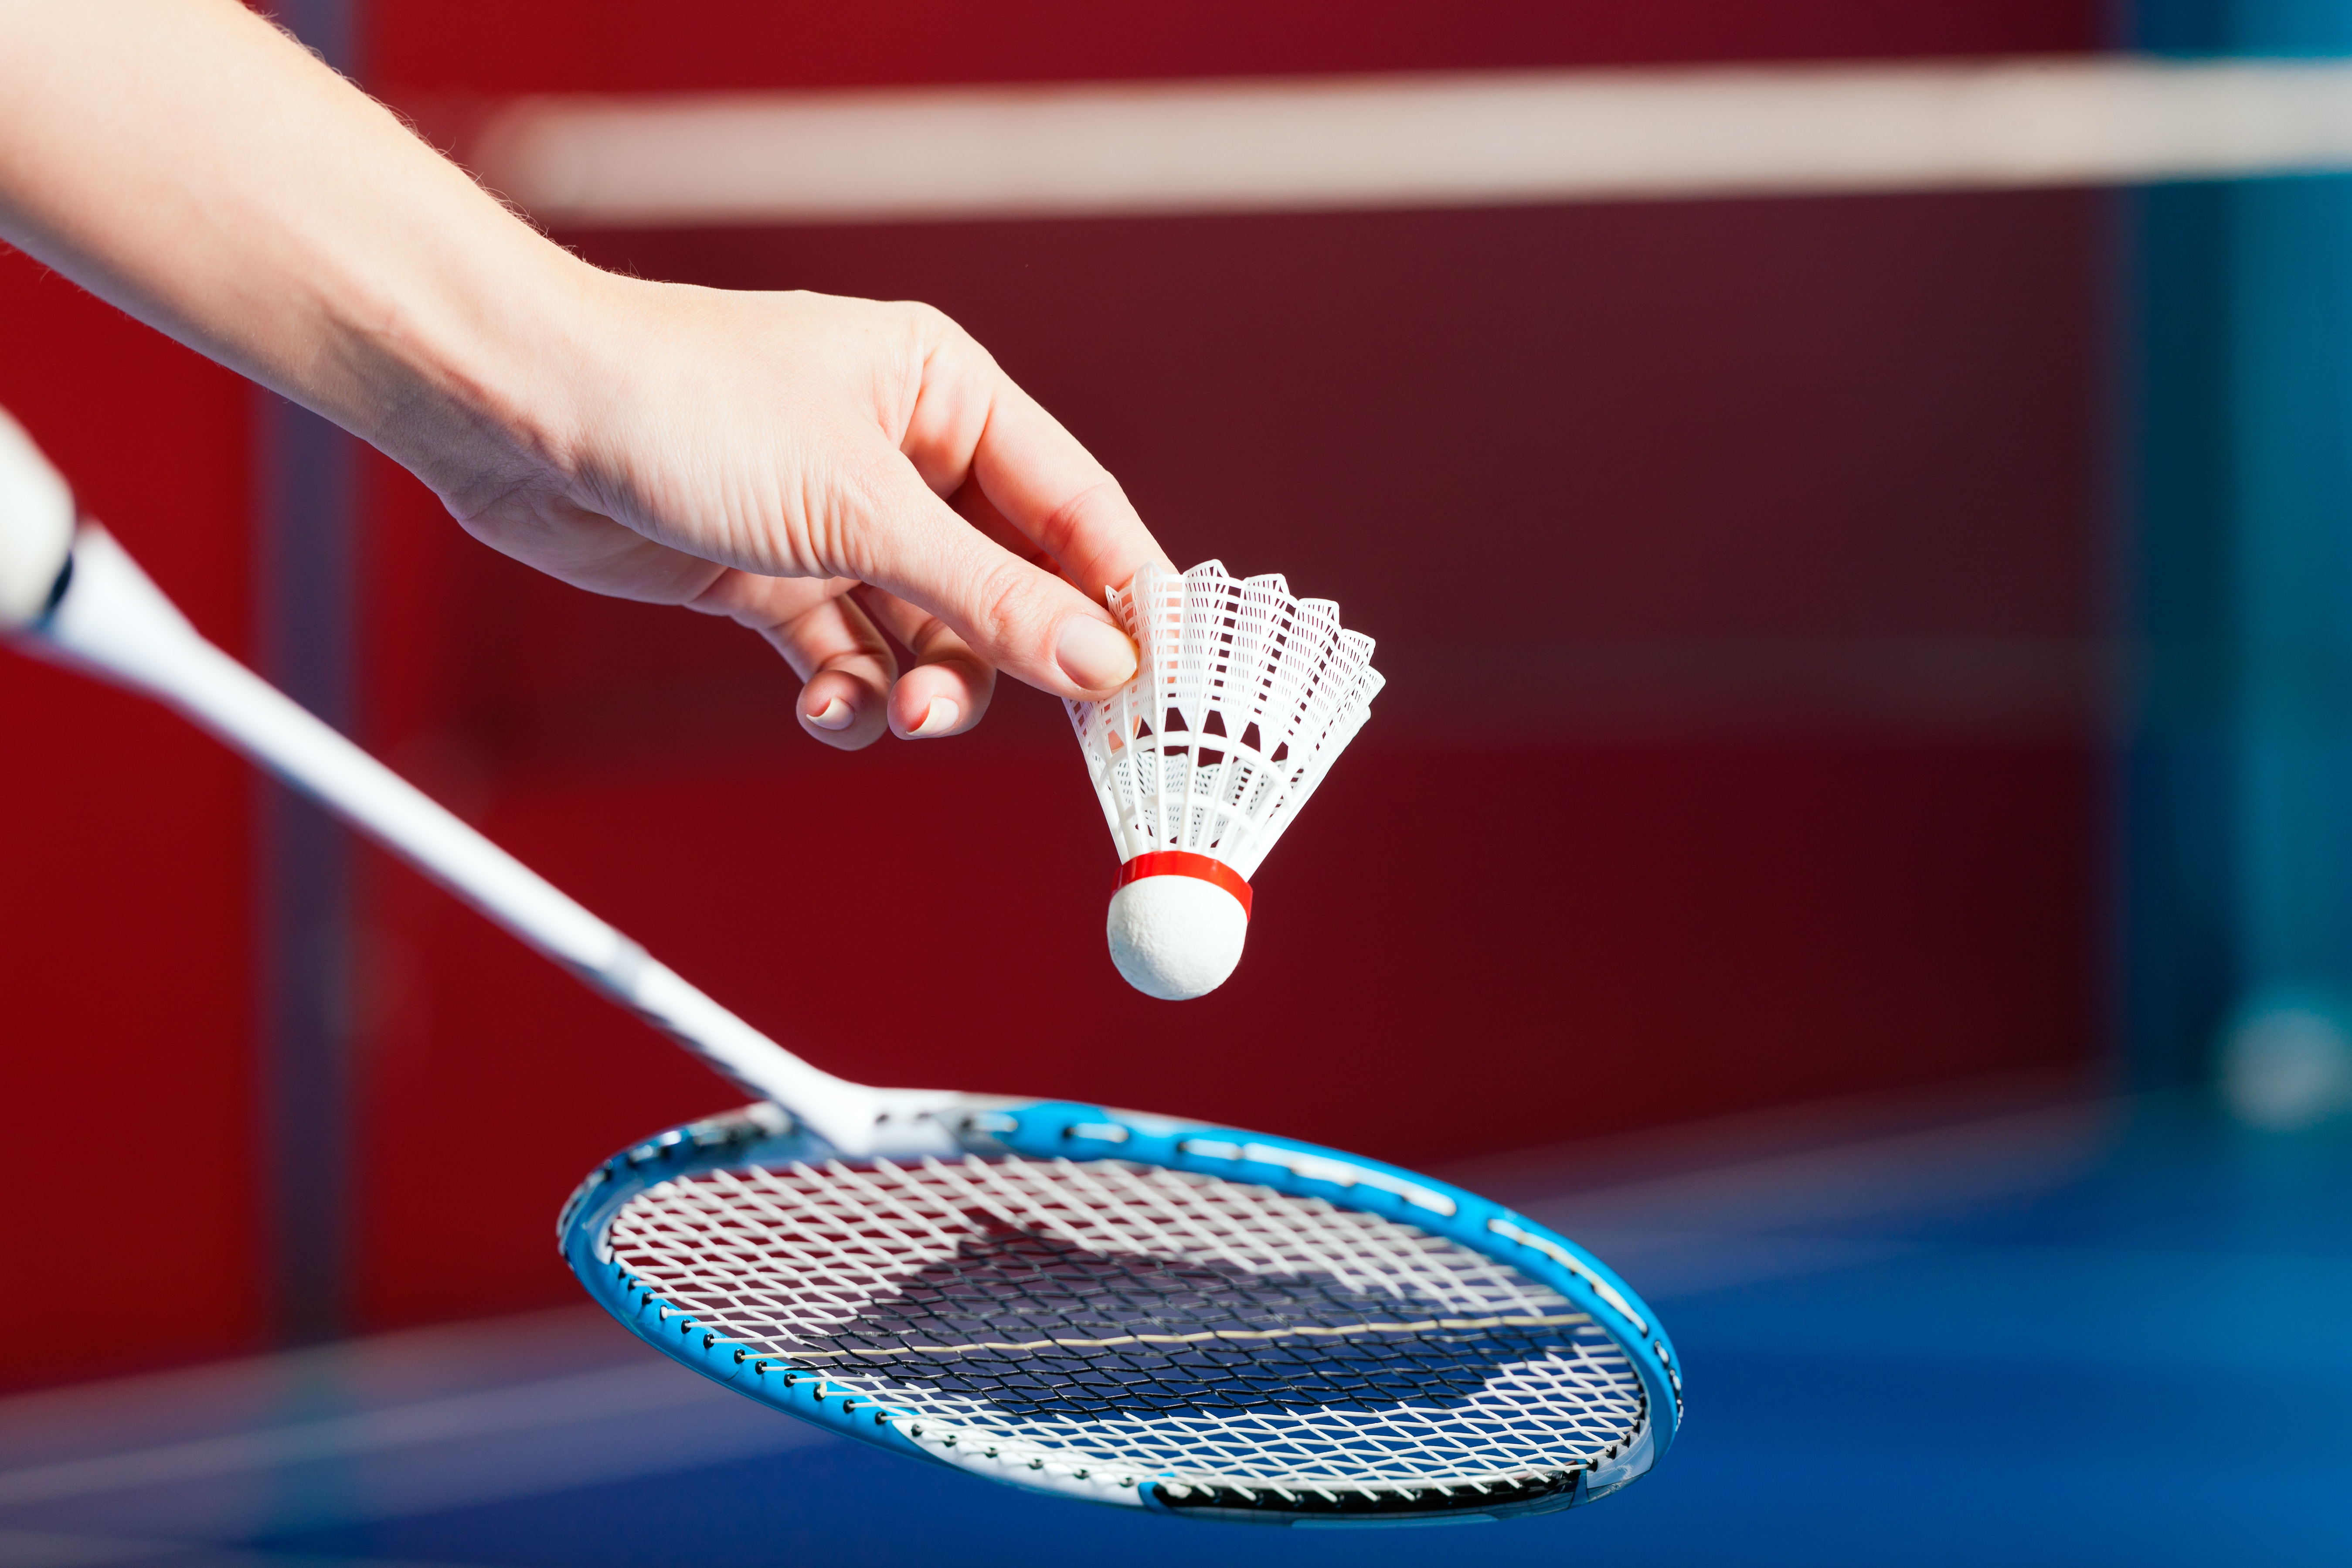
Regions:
[[1056, 616, 1138, 691], [808, 696, 855, 731], [909, 698, 961, 737]]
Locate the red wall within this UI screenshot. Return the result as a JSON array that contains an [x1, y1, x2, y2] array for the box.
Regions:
[[0, 249, 264, 1375], [376, 0, 2098, 92], [1, 1, 2110, 1379]]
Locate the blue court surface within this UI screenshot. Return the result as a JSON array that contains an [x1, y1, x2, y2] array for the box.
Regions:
[[4, 1080, 2343, 1568]]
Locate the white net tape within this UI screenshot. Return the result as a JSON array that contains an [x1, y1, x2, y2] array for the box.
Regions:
[[605, 1156, 1645, 1497]]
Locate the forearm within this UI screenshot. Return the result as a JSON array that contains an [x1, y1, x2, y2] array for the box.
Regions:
[[0, 0, 588, 502], [0, 1, 1157, 715]]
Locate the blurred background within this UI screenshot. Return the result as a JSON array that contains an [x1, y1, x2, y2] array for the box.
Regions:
[[1, 2, 2347, 1565]]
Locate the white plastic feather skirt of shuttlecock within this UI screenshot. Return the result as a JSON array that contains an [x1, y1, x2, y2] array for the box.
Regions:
[[1066, 561, 1382, 1000]]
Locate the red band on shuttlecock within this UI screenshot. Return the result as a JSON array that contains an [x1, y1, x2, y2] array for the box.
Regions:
[[1113, 851, 1252, 918]]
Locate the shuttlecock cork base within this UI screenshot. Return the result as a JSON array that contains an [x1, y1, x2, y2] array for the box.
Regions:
[[1107, 852, 1253, 1000], [1069, 561, 1381, 1000]]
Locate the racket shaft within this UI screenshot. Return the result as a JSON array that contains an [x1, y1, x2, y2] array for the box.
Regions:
[[27, 525, 880, 1142]]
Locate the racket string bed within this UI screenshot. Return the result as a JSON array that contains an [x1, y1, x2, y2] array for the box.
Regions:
[[601, 1155, 1648, 1500]]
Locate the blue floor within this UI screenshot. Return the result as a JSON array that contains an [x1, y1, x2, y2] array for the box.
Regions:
[[4, 1087, 2345, 1567]]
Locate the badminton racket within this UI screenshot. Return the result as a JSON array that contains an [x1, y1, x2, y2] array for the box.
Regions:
[[0, 413, 1679, 1526]]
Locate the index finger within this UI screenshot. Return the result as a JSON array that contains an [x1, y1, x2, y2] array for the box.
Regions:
[[901, 334, 1173, 605], [980, 380, 1175, 604]]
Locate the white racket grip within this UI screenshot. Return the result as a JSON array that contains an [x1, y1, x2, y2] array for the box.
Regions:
[[24, 525, 886, 1150], [0, 408, 75, 629]]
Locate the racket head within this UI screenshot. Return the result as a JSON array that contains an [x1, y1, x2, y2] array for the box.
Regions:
[[558, 1100, 1679, 1527]]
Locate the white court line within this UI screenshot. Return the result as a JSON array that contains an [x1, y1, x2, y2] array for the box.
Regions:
[[472, 56, 2352, 227], [0, 1363, 719, 1508], [0, 1527, 466, 1567]]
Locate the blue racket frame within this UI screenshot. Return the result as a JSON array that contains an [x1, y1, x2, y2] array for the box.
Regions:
[[559, 1099, 1681, 1527]]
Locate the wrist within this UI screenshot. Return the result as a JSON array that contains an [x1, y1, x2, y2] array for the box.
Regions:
[[346, 233, 613, 521]]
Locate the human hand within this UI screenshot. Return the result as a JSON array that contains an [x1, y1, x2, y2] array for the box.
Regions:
[[0, 1, 1168, 747], [434, 279, 1171, 750]]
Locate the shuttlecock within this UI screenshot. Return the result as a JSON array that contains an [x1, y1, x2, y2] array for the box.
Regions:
[[1067, 561, 1382, 1000]]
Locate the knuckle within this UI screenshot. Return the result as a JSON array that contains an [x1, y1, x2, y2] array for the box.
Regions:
[[909, 301, 997, 380], [904, 299, 964, 342], [1031, 476, 1125, 555], [969, 558, 1053, 652]]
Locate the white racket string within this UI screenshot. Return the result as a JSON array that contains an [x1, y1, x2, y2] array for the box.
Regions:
[[602, 1155, 1647, 1498]]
